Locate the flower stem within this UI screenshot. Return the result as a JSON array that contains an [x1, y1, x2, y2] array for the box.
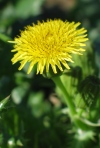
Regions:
[[52, 76, 76, 116], [52, 76, 89, 130]]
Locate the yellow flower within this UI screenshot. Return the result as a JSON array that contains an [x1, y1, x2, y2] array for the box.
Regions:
[[10, 19, 88, 74]]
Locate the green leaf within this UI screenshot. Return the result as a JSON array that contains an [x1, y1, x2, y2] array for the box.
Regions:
[[0, 33, 11, 42], [11, 83, 29, 104], [0, 95, 10, 112]]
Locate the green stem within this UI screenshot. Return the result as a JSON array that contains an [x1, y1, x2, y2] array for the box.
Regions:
[[52, 76, 89, 130], [52, 76, 76, 117]]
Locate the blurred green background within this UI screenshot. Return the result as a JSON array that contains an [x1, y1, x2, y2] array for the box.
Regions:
[[0, 0, 100, 147]]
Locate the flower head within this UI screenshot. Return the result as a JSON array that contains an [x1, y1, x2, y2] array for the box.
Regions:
[[10, 19, 88, 74]]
